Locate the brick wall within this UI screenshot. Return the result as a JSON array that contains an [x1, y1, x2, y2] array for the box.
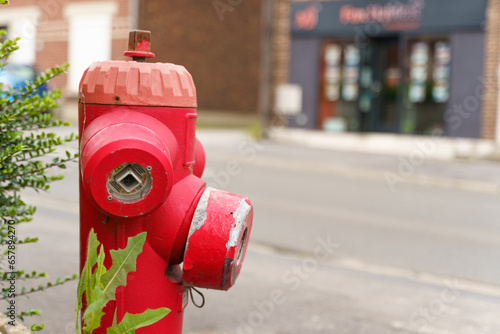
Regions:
[[111, 14, 131, 61], [271, 0, 309, 111], [138, 1, 262, 113], [35, 41, 68, 89], [272, 0, 317, 87], [481, 0, 499, 140], [5, 0, 130, 97], [272, 0, 291, 88]]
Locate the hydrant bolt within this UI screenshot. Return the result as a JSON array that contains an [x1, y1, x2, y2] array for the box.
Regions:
[[124, 29, 155, 61]]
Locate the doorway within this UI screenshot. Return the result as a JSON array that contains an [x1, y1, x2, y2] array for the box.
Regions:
[[358, 37, 401, 132]]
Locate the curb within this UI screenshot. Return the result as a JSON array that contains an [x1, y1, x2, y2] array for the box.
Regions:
[[0, 314, 31, 334], [268, 128, 500, 161]]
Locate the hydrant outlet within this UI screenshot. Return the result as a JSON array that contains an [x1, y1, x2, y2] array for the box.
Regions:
[[182, 187, 253, 290]]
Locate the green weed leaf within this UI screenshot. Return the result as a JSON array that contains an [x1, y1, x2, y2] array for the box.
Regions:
[[76, 229, 100, 331], [77, 231, 165, 333], [106, 308, 170, 334], [82, 286, 106, 333], [100, 232, 147, 304]]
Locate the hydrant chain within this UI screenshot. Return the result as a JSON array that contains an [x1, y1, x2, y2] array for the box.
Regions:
[[188, 287, 205, 308]]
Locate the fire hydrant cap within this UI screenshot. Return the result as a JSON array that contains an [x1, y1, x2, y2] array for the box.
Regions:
[[182, 187, 253, 290], [79, 61, 197, 108]]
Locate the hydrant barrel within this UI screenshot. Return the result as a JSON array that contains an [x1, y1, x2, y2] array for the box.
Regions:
[[78, 31, 253, 333]]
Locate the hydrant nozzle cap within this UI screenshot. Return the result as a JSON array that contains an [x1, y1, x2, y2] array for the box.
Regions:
[[124, 30, 155, 60]]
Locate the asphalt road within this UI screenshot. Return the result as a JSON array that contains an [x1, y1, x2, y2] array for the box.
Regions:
[[10, 128, 500, 334]]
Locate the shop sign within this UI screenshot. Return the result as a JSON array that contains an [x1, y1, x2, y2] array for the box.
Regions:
[[294, 4, 321, 31], [339, 0, 424, 31], [292, 0, 487, 36]]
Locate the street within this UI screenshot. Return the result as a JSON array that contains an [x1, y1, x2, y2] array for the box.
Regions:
[[13, 128, 500, 334]]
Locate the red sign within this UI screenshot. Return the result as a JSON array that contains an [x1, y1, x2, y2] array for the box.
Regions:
[[294, 4, 321, 31]]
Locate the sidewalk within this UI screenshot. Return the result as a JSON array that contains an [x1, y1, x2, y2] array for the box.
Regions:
[[47, 112, 500, 195], [57, 102, 260, 130], [197, 128, 500, 194], [60, 102, 500, 162], [268, 127, 500, 161], [20, 127, 500, 333]]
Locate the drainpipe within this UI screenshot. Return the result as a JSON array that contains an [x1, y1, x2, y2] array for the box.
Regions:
[[259, 0, 274, 138]]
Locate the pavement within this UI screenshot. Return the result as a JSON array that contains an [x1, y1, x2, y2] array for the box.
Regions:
[[9, 126, 500, 334], [199, 129, 500, 194], [268, 127, 500, 161], [58, 101, 500, 160], [187, 129, 500, 334]]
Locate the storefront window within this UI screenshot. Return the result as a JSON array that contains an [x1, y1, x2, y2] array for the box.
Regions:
[[319, 41, 361, 132], [401, 37, 451, 135], [318, 36, 451, 135]]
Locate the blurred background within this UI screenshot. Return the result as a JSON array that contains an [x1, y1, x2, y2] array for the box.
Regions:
[[3, 0, 500, 333]]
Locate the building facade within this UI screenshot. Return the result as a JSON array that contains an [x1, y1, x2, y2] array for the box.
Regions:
[[0, 0, 132, 97], [3, 0, 500, 142], [273, 0, 500, 141], [1, 0, 263, 115]]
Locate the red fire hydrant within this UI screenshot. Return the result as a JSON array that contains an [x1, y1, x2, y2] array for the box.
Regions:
[[78, 30, 253, 333]]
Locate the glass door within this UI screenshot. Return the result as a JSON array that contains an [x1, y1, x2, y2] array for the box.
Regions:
[[358, 37, 401, 132]]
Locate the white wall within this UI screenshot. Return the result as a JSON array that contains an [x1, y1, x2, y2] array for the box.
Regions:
[[64, 2, 118, 95], [0, 6, 41, 65]]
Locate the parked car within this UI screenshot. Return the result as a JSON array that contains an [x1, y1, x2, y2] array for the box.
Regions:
[[0, 63, 48, 96]]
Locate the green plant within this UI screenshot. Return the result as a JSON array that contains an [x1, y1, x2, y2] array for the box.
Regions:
[[76, 229, 169, 333], [246, 121, 264, 140], [0, 25, 78, 330]]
